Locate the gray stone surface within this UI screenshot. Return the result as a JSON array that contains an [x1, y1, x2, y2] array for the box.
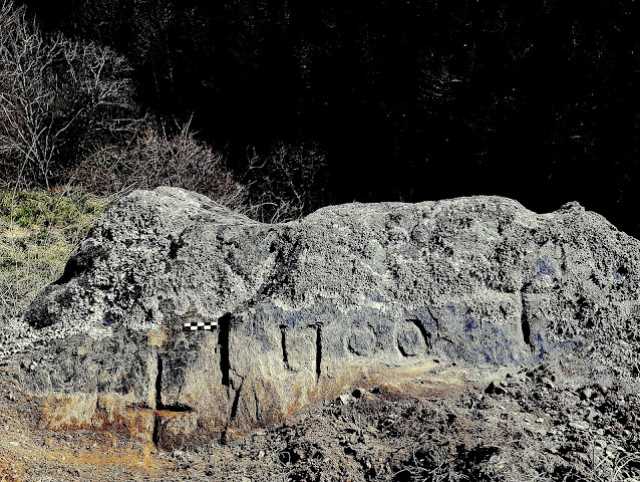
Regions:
[[14, 187, 640, 447]]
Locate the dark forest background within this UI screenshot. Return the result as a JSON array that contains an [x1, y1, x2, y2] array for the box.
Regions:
[[17, 0, 640, 234]]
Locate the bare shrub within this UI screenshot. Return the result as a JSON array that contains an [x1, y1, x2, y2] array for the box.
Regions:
[[0, 1, 136, 188], [579, 447, 640, 482], [244, 143, 329, 223], [0, 1, 330, 223], [68, 122, 249, 211]]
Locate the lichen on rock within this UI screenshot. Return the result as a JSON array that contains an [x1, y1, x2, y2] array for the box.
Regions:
[[17, 187, 640, 448]]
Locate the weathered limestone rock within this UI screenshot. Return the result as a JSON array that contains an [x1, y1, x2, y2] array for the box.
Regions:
[[20, 187, 640, 448]]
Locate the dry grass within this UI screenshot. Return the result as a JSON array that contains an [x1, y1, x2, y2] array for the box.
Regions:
[[0, 188, 107, 325], [578, 448, 640, 482]]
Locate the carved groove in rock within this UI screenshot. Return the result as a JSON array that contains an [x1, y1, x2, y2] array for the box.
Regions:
[[314, 325, 322, 383], [19, 187, 640, 448], [520, 288, 534, 352], [218, 314, 232, 387], [280, 326, 291, 371]]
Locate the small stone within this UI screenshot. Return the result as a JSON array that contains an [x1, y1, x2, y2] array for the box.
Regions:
[[258, 450, 265, 458], [485, 382, 506, 395], [580, 387, 594, 400], [352, 388, 364, 399], [569, 421, 590, 431], [541, 377, 555, 389], [606, 445, 623, 457], [586, 408, 598, 422], [535, 417, 544, 424]]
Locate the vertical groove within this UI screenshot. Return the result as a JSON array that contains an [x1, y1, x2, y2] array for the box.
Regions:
[[155, 353, 163, 409], [230, 379, 244, 421], [152, 416, 161, 447], [315, 325, 322, 383], [253, 386, 260, 422], [280, 325, 291, 370], [152, 353, 163, 447], [521, 289, 533, 351], [218, 313, 235, 446], [218, 313, 232, 386]]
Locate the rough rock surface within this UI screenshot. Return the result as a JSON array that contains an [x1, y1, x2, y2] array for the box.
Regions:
[[16, 187, 640, 449]]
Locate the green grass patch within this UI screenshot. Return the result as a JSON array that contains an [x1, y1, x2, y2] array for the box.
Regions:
[[0, 190, 104, 229], [0, 189, 107, 323]]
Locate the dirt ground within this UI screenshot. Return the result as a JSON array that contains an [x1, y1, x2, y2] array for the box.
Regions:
[[1, 357, 639, 482]]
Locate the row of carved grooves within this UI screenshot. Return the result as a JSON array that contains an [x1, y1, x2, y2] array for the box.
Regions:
[[280, 325, 291, 370], [218, 313, 233, 386], [315, 324, 322, 383]]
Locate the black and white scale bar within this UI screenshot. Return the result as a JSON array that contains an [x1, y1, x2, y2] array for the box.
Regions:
[[183, 321, 218, 331]]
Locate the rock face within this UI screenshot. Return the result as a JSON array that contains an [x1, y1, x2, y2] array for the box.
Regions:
[[20, 187, 640, 448]]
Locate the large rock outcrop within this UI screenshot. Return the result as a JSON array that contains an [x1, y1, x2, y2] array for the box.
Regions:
[[20, 187, 640, 448]]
